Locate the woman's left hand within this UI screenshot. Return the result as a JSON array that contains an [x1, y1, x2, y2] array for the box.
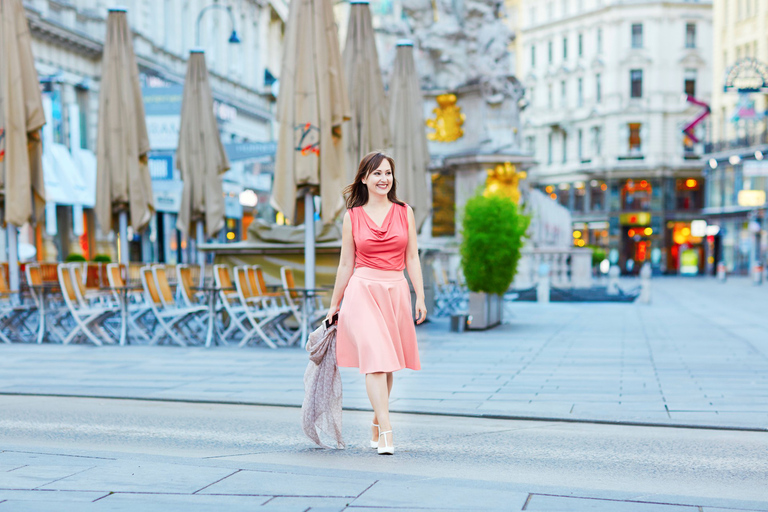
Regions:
[[414, 297, 427, 325]]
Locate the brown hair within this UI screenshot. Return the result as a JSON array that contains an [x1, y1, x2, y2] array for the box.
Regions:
[[344, 151, 405, 209]]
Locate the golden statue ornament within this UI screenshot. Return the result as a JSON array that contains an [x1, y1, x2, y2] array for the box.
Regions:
[[484, 162, 527, 204], [426, 94, 465, 142]]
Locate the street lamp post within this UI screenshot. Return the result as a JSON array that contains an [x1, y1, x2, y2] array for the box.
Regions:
[[195, 4, 241, 47]]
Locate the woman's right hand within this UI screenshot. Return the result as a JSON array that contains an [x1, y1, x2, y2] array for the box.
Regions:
[[326, 305, 339, 324]]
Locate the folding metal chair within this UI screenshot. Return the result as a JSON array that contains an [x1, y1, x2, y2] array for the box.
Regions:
[[107, 263, 151, 343], [231, 266, 282, 349], [248, 265, 294, 342], [57, 264, 115, 346], [213, 264, 252, 343], [141, 265, 206, 346], [280, 267, 327, 345]]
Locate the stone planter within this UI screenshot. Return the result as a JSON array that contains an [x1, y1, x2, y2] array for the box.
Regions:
[[467, 292, 503, 330]]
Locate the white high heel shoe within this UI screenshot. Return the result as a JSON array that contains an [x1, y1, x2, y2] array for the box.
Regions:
[[370, 422, 380, 449], [377, 430, 394, 455]]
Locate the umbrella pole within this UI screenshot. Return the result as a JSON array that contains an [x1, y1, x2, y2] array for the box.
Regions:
[[304, 190, 316, 290], [118, 211, 129, 264], [196, 220, 205, 286], [7, 224, 20, 294]]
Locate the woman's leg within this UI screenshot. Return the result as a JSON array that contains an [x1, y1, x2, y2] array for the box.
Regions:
[[371, 372, 393, 441], [366, 372, 393, 446]]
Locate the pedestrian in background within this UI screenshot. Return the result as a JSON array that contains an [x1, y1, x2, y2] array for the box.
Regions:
[[326, 151, 427, 455]]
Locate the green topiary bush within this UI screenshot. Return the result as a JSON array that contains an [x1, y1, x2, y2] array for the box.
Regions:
[[460, 193, 531, 295], [92, 254, 112, 263], [65, 254, 87, 262], [588, 245, 606, 267]]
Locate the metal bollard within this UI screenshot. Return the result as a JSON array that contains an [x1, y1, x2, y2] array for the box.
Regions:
[[607, 266, 620, 295], [537, 263, 550, 304], [717, 262, 727, 282], [639, 263, 652, 304]]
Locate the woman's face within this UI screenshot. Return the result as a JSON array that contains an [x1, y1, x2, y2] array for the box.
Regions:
[[362, 159, 392, 199]]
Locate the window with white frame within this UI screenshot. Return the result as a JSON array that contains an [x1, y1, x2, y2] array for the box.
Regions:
[[578, 128, 583, 161], [631, 23, 643, 48], [562, 132, 568, 163], [684, 68, 697, 97], [685, 23, 696, 48], [630, 69, 643, 98], [577, 77, 583, 107], [548, 132, 553, 164], [592, 126, 602, 156], [597, 27, 603, 54], [561, 80, 567, 107], [596, 73, 602, 103], [628, 123, 642, 155]]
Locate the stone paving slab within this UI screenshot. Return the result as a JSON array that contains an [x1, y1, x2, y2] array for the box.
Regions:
[[0, 277, 767, 430]]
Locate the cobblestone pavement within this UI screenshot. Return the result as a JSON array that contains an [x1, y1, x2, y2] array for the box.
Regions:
[[1, 395, 766, 511], [0, 277, 766, 430]]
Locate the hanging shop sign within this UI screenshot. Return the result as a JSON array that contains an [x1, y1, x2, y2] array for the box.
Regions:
[[723, 59, 768, 93], [143, 85, 183, 150], [619, 212, 651, 226], [743, 161, 768, 177], [737, 190, 766, 207], [223, 141, 277, 162]]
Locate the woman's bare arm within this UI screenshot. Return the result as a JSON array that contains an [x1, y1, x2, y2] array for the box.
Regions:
[[326, 211, 355, 320], [405, 205, 427, 324]]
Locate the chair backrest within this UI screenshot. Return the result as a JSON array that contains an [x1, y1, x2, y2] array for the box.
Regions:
[[246, 266, 262, 297], [0, 266, 10, 295], [234, 266, 253, 300], [57, 264, 79, 304], [152, 266, 175, 307], [26, 264, 42, 287], [141, 266, 162, 305], [214, 264, 233, 289], [281, 267, 299, 299], [40, 263, 58, 282], [107, 263, 125, 288], [255, 266, 270, 295], [128, 263, 144, 287], [71, 265, 88, 305], [177, 264, 195, 306], [25, 264, 42, 305]]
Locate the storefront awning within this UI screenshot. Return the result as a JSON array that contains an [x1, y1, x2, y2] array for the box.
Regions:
[[42, 143, 95, 207]]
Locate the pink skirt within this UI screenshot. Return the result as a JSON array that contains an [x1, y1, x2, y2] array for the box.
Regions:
[[336, 267, 421, 374]]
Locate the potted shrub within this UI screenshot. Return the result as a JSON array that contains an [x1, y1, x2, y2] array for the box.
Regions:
[[92, 254, 112, 263], [460, 193, 530, 330]]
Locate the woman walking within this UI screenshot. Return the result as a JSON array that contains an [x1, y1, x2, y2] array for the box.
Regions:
[[326, 151, 427, 455]]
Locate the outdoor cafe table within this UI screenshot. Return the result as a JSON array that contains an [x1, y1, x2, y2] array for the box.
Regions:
[[192, 285, 234, 348], [286, 288, 328, 347], [102, 285, 142, 346], [28, 283, 61, 344]]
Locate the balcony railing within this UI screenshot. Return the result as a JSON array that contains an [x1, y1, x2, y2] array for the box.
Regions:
[[704, 131, 768, 154]]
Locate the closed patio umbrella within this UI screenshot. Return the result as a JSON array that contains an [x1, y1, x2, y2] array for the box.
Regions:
[[95, 8, 154, 264], [389, 40, 430, 230], [272, 0, 350, 289], [0, 0, 46, 292], [176, 50, 229, 265], [342, 0, 390, 184]]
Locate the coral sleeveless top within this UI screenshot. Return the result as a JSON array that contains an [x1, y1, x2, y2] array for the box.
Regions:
[[349, 203, 409, 271]]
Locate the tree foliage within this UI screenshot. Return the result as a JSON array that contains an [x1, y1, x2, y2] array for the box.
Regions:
[[460, 193, 530, 295]]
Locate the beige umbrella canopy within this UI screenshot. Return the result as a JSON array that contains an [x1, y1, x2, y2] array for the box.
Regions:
[[342, 0, 390, 184], [95, 8, 154, 250], [389, 40, 430, 230], [176, 50, 229, 240], [272, 0, 351, 225], [0, 0, 46, 227]]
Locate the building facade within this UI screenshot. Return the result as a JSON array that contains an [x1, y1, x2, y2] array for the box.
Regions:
[[14, 0, 285, 263], [518, 0, 713, 275], [702, 0, 767, 278]]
